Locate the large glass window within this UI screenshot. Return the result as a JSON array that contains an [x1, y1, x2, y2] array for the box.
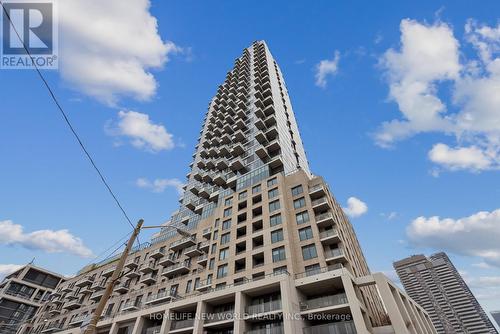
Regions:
[[268, 188, 279, 199], [291, 185, 303, 197], [293, 197, 306, 209], [219, 248, 229, 260], [296, 211, 310, 225], [271, 229, 284, 243], [302, 244, 318, 260], [269, 200, 280, 212], [221, 233, 231, 245], [299, 227, 313, 241], [272, 246, 286, 262], [270, 214, 282, 227], [217, 264, 228, 278]]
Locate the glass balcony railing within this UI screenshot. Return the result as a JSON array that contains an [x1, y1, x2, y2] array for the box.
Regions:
[[246, 300, 281, 314], [302, 321, 356, 334], [300, 293, 348, 311], [246, 325, 284, 334]]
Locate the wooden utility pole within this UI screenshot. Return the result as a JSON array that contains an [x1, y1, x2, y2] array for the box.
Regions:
[[82, 219, 144, 334]]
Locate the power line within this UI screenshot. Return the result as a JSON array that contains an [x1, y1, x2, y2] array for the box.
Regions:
[[0, 1, 140, 245]]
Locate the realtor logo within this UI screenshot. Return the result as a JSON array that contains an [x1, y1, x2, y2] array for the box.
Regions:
[[1, 0, 58, 69]]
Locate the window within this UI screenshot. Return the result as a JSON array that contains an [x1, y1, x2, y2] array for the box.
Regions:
[[223, 208, 232, 217], [214, 219, 220, 228], [293, 197, 306, 209], [272, 246, 286, 262], [217, 264, 228, 278], [302, 244, 318, 260], [267, 177, 277, 187], [207, 274, 213, 284], [252, 184, 261, 194], [269, 200, 280, 212], [271, 229, 284, 243], [270, 214, 282, 227], [213, 230, 219, 240], [219, 248, 229, 260], [291, 185, 303, 196], [273, 266, 287, 274], [221, 233, 231, 245], [296, 211, 310, 225], [222, 219, 231, 230], [224, 197, 233, 207], [299, 227, 313, 241], [209, 258, 215, 270], [305, 264, 321, 276], [185, 280, 192, 293], [194, 277, 200, 289], [238, 191, 247, 200], [268, 188, 279, 199], [211, 244, 217, 254]]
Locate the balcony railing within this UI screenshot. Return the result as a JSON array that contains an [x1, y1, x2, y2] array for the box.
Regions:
[[295, 264, 344, 279], [205, 310, 234, 323], [319, 229, 338, 239], [246, 325, 284, 334], [302, 321, 356, 334], [144, 326, 161, 334], [300, 293, 348, 311], [246, 300, 281, 315], [324, 248, 345, 259], [170, 319, 194, 330]]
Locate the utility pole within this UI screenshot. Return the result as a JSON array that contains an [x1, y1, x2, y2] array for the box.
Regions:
[[82, 219, 144, 334]]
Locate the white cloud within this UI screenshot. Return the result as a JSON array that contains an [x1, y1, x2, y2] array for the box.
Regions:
[[377, 19, 500, 173], [0, 264, 23, 280], [472, 262, 494, 269], [376, 19, 459, 146], [428, 143, 494, 171], [407, 209, 500, 267], [343, 197, 368, 218], [0, 220, 92, 258], [136, 177, 184, 195], [107, 110, 174, 152], [59, 0, 180, 105], [315, 51, 340, 88]]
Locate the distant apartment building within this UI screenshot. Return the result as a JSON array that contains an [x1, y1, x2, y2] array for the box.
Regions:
[[394, 252, 498, 334], [0, 264, 64, 334], [26, 41, 435, 334], [492, 311, 500, 329]]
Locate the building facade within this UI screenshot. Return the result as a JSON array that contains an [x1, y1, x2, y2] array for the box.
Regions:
[[0, 264, 64, 334], [394, 253, 498, 334], [26, 41, 434, 334], [491, 312, 500, 329]]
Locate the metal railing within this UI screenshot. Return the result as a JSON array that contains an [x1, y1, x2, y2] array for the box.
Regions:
[[324, 248, 345, 259], [246, 300, 281, 314], [170, 319, 194, 330], [319, 229, 338, 239], [295, 263, 343, 279], [300, 293, 348, 310]]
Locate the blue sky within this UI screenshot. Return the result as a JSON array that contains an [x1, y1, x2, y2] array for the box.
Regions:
[[1, 0, 499, 319]]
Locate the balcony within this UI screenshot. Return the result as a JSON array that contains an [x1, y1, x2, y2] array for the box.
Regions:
[[63, 299, 82, 310], [101, 266, 116, 277], [199, 187, 210, 199], [139, 262, 157, 274], [195, 279, 212, 292], [231, 143, 245, 157], [255, 146, 268, 159], [315, 212, 334, 227], [226, 173, 238, 187], [265, 126, 278, 139], [90, 290, 105, 301], [202, 227, 212, 238], [246, 325, 283, 334], [209, 189, 220, 202], [205, 310, 234, 324], [268, 156, 283, 169], [151, 248, 166, 259], [170, 319, 194, 332], [246, 300, 281, 315], [232, 130, 245, 142], [303, 321, 356, 334], [125, 259, 139, 270], [199, 241, 210, 252], [255, 117, 265, 129], [311, 197, 330, 212], [145, 326, 162, 334], [69, 314, 88, 326], [159, 254, 177, 267], [319, 229, 340, 245], [300, 293, 348, 311], [75, 275, 94, 287], [48, 307, 62, 316], [309, 184, 326, 199], [145, 290, 178, 305], [162, 262, 191, 278], [41, 324, 64, 333], [170, 236, 196, 251], [324, 248, 347, 263], [125, 269, 141, 279], [184, 245, 203, 257], [196, 254, 208, 266], [213, 173, 226, 186], [140, 272, 158, 285], [216, 160, 229, 171], [255, 131, 267, 145], [61, 285, 73, 293], [122, 300, 141, 312], [230, 158, 245, 171], [114, 282, 130, 294], [189, 185, 200, 196]]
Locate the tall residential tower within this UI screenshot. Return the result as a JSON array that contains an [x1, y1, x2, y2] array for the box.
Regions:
[[27, 41, 434, 334], [394, 252, 498, 334]]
